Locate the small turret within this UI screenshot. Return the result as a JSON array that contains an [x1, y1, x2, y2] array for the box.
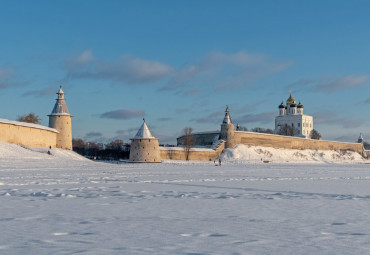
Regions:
[[129, 119, 161, 163], [48, 86, 73, 150], [358, 133, 364, 144], [220, 106, 235, 149]]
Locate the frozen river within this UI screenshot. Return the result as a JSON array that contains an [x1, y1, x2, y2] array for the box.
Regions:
[[1, 143, 370, 254]]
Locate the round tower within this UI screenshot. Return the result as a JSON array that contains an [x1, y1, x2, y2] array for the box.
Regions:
[[129, 119, 161, 163], [48, 86, 73, 150], [220, 106, 235, 149]]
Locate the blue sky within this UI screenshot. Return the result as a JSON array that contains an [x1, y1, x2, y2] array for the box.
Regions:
[[1, 0, 370, 144]]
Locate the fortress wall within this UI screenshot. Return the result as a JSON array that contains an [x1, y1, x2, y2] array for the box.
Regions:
[[160, 141, 225, 161], [0, 121, 58, 148], [234, 131, 364, 153], [177, 132, 220, 146]]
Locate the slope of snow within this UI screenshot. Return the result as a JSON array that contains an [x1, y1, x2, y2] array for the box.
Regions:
[[221, 144, 367, 164], [1, 142, 370, 254], [0, 141, 88, 161]]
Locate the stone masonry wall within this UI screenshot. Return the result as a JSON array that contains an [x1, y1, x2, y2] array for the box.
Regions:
[[160, 141, 225, 161], [0, 122, 58, 148], [234, 131, 364, 154]]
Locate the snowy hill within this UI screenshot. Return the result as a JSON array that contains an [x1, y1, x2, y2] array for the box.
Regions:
[[0, 141, 89, 162], [221, 144, 367, 164]]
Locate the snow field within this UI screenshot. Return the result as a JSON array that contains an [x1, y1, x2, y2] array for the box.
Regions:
[[221, 144, 367, 164], [1, 142, 370, 254]]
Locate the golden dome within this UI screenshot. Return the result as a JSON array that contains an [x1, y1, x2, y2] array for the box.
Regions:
[[286, 91, 296, 105]]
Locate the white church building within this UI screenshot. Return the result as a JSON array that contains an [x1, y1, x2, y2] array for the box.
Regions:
[[275, 92, 313, 138]]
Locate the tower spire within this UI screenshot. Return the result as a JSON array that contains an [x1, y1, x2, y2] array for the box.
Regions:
[[223, 105, 232, 124], [49, 86, 70, 116]]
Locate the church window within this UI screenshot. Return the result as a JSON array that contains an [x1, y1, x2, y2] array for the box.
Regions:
[[292, 123, 294, 127], [298, 123, 300, 127]]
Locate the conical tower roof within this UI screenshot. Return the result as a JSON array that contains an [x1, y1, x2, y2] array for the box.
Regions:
[[49, 86, 71, 116], [132, 119, 157, 139], [222, 105, 232, 124], [358, 133, 364, 142]]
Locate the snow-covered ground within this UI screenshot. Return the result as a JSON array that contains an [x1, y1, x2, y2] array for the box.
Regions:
[[1, 142, 370, 254], [221, 144, 367, 164]]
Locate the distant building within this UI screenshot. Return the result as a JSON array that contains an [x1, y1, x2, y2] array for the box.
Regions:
[[274, 92, 313, 138]]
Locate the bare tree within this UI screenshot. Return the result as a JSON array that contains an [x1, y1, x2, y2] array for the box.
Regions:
[[17, 113, 41, 124], [106, 139, 124, 150], [278, 124, 296, 136], [310, 129, 322, 140], [183, 127, 194, 161], [237, 125, 248, 131], [72, 138, 85, 149], [252, 127, 274, 134]]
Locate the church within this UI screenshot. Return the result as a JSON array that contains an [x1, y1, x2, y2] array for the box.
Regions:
[[274, 92, 313, 138]]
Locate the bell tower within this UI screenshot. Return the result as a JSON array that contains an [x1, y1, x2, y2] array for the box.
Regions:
[[48, 86, 73, 150]]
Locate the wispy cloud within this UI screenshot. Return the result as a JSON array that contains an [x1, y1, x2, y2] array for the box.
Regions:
[[287, 75, 368, 93], [317, 75, 368, 92], [84, 132, 103, 139], [190, 111, 223, 124], [64, 50, 173, 84], [100, 109, 145, 120], [22, 87, 55, 97], [0, 67, 30, 89], [237, 112, 276, 125], [161, 51, 292, 93], [157, 117, 172, 121], [314, 111, 365, 129], [363, 98, 370, 104], [64, 50, 290, 95]]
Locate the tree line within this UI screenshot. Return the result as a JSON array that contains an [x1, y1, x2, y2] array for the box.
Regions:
[[72, 139, 130, 160]]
